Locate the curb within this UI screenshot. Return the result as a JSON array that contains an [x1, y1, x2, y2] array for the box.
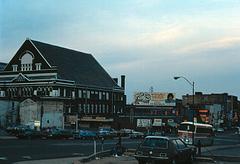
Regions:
[[202, 155, 240, 162], [0, 136, 18, 139], [80, 150, 112, 163], [195, 156, 215, 163]]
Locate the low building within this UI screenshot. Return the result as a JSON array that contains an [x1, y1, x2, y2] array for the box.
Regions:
[[118, 92, 182, 133], [182, 92, 240, 127], [0, 38, 126, 129]]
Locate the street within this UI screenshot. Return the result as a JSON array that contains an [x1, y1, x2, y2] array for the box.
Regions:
[[0, 137, 140, 163], [0, 131, 240, 164]]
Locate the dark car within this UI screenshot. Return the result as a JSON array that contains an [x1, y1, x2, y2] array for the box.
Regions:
[[134, 136, 196, 164], [47, 129, 73, 139], [6, 125, 30, 136], [16, 129, 42, 139]]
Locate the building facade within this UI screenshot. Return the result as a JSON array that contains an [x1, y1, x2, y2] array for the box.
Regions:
[[182, 92, 240, 127], [118, 92, 182, 133], [0, 39, 126, 129]]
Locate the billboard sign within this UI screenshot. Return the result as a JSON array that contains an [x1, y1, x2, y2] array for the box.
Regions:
[[134, 92, 176, 106], [137, 119, 152, 127], [152, 119, 162, 126]]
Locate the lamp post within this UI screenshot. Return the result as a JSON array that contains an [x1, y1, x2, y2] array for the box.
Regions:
[[174, 76, 195, 145]]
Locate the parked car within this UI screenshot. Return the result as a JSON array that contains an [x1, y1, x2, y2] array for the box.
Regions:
[[214, 127, 224, 133], [134, 136, 196, 164], [129, 130, 145, 139], [74, 130, 97, 140], [98, 127, 117, 139], [47, 129, 73, 139], [16, 129, 42, 139], [120, 128, 134, 137], [144, 131, 164, 137], [6, 125, 30, 136]]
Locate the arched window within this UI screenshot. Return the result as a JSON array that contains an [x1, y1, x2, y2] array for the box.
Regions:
[[20, 52, 33, 71]]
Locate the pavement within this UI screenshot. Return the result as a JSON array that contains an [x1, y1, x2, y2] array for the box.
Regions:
[[12, 155, 240, 164], [1, 129, 240, 164], [11, 145, 240, 164]]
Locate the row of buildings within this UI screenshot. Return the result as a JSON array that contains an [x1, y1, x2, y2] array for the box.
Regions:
[[0, 39, 239, 131]]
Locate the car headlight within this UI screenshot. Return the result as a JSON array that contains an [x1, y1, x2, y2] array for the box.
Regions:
[[185, 138, 189, 142]]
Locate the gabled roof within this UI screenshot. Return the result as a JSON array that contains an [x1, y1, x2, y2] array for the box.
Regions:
[[30, 39, 120, 89]]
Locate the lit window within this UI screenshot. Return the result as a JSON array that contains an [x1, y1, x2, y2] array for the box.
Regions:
[[102, 104, 105, 113], [35, 63, 42, 70], [78, 90, 82, 98], [12, 65, 18, 72], [99, 105, 102, 113], [99, 92, 102, 100], [21, 52, 33, 71], [83, 90, 87, 98], [106, 92, 109, 100], [87, 91, 90, 99], [91, 104, 94, 113], [64, 89, 66, 97]]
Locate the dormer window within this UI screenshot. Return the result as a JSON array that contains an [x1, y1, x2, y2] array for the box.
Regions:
[[12, 65, 18, 72], [35, 63, 42, 70], [20, 52, 33, 71]]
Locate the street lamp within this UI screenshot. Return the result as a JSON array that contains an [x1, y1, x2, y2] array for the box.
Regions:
[[174, 76, 195, 145]]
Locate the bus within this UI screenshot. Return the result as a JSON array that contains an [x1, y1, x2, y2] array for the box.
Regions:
[[178, 122, 214, 146]]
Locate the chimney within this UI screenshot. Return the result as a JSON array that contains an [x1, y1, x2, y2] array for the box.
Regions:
[[121, 75, 125, 90], [113, 78, 118, 84]]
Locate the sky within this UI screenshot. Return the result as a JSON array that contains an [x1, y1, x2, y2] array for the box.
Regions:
[[1, 0, 240, 103]]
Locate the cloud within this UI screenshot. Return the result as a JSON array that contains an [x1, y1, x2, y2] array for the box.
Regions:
[[173, 36, 240, 55]]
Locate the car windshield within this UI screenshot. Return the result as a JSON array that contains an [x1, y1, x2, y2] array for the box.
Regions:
[[141, 138, 168, 149]]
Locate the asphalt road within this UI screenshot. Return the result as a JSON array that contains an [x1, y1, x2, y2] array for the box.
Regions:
[[0, 137, 140, 163], [0, 132, 240, 164]]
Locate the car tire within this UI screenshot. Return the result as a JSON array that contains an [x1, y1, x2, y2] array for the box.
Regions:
[[187, 154, 193, 164], [138, 160, 145, 164]]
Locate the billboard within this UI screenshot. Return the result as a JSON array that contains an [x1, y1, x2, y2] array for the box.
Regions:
[[134, 92, 176, 106], [152, 119, 162, 126], [137, 119, 152, 127]]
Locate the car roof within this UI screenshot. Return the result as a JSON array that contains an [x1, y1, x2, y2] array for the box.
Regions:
[[180, 122, 213, 127], [145, 136, 179, 140]]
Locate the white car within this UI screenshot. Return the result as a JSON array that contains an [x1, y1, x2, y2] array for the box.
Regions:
[[216, 128, 224, 132], [129, 131, 144, 139]]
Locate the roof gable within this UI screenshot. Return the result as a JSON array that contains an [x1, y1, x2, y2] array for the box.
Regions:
[[12, 73, 29, 83], [4, 39, 52, 72]]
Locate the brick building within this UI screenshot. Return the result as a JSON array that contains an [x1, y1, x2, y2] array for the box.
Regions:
[[0, 38, 126, 129], [118, 92, 183, 133], [182, 92, 239, 127]]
